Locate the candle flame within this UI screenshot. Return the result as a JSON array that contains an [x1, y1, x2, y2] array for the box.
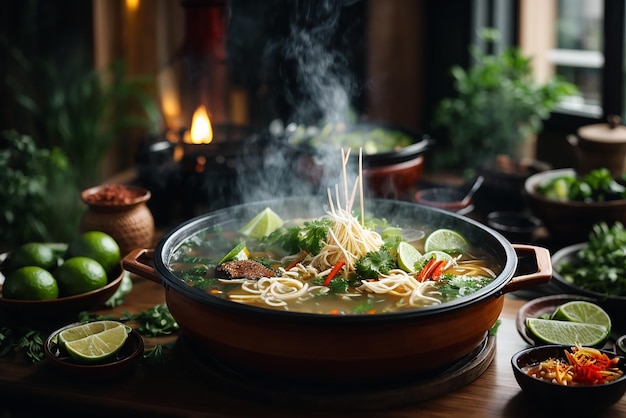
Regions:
[[186, 105, 213, 144], [125, 0, 140, 13]]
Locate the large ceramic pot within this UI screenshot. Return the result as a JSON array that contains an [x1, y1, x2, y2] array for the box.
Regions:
[[123, 197, 551, 384]]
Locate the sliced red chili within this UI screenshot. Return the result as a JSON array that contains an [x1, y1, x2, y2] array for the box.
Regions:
[[324, 260, 346, 286], [431, 260, 446, 281], [417, 257, 444, 282]]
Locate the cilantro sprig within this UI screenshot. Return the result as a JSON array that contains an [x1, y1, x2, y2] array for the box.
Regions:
[[557, 221, 626, 296], [262, 218, 334, 255], [0, 326, 46, 363], [355, 248, 395, 279]]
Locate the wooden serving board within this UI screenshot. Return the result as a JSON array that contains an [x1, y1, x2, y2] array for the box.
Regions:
[[177, 334, 497, 411]]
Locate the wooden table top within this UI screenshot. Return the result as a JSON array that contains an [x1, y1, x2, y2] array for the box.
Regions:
[[1, 276, 625, 418]]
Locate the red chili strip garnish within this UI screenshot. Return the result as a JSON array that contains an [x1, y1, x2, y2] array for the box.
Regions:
[[324, 260, 346, 286], [417, 258, 445, 282], [431, 260, 446, 281], [416, 257, 436, 282], [565, 346, 623, 385], [286, 250, 308, 270]]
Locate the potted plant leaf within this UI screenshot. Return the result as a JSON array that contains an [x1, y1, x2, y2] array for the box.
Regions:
[[431, 28, 578, 174], [0, 130, 69, 248]]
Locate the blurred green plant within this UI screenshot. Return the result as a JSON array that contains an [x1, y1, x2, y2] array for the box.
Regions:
[[0, 37, 159, 244], [432, 28, 578, 172], [6, 48, 160, 189], [0, 130, 69, 245]]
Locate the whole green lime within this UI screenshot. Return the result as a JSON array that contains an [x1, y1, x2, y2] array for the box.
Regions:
[[3, 266, 59, 300], [65, 231, 121, 274], [8, 243, 58, 272], [54, 257, 108, 296]]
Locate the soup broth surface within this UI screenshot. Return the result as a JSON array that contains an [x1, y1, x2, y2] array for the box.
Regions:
[[168, 213, 502, 315]]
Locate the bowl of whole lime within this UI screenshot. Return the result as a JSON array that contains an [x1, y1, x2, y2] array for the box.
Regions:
[[0, 231, 125, 323]]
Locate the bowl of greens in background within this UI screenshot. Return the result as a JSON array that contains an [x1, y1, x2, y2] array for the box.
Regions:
[[551, 222, 626, 333], [524, 168, 626, 245]]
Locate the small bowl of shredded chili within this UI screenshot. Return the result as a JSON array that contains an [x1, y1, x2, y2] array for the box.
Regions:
[[511, 344, 626, 413]]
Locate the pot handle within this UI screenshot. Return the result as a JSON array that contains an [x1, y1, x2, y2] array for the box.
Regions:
[[500, 244, 552, 294], [122, 248, 162, 284]]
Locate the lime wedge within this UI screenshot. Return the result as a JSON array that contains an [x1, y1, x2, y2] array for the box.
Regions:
[[218, 242, 250, 264], [58, 320, 126, 347], [63, 324, 130, 363], [240, 207, 284, 239], [418, 250, 454, 265], [551, 301, 612, 330], [526, 317, 609, 347], [397, 242, 422, 273], [424, 229, 469, 254]]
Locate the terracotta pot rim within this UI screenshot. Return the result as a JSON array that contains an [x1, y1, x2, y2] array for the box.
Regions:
[[81, 184, 151, 209]]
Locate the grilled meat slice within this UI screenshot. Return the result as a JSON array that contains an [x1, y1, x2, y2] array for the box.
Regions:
[[215, 260, 275, 280]]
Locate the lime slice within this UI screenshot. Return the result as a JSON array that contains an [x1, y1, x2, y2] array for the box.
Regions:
[[418, 250, 454, 265], [58, 320, 126, 347], [424, 229, 469, 254], [63, 323, 130, 363], [397, 242, 422, 273], [526, 317, 609, 347], [218, 242, 250, 264], [551, 301, 612, 330], [240, 207, 284, 239]]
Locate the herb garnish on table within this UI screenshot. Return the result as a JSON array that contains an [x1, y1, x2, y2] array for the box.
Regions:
[[0, 304, 179, 364]]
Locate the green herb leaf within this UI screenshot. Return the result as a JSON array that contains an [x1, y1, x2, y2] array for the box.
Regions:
[[142, 341, 176, 366], [557, 221, 626, 296], [297, 218, 334, 254], [355, 248, 395, 279]]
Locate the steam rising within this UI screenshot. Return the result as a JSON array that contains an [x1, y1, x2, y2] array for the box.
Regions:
[[283, 0, 356, 123], [235, 0, 362, 204]]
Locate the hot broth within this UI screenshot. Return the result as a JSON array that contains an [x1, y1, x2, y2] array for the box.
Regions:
[[167, 217, 501, 315], [167, 149, 502, 315]]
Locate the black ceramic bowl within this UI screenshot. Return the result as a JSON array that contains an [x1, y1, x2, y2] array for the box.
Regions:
[[414, 187, 471, 213], [512, 345, 626, 413], [486, 211, 542, 243], [551, 243, 626, 333], [617, 335, 626, 357]]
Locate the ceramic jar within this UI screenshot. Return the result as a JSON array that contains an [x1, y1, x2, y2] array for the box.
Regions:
[[568, 115, 626, 177], [79, 184, 154, 257]]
